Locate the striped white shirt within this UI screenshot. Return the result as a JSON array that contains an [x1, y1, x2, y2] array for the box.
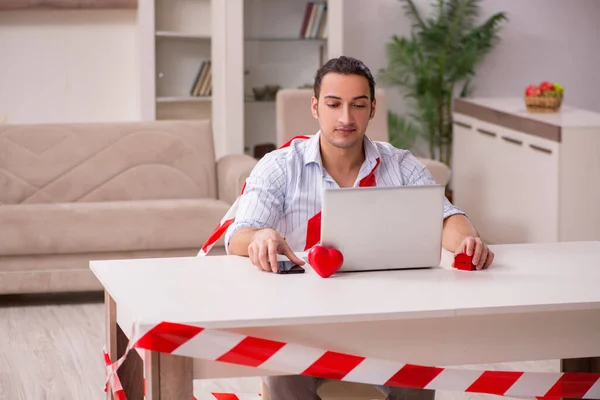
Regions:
[[225, 132, 464, 252]]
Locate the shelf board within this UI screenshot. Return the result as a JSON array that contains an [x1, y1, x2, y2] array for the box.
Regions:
[[244, 37, 326, 42], [156, 31, 211, 40], [157, 96, 212, 103]]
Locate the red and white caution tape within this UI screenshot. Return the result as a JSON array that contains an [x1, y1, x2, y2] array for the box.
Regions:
[[211, 394, 262, 400], [195, 135, 382, 256], [107, 137, 599, 400], [103, 345, 260, 400], [196, 136, 310, 257], [103, 320, 600, 400], [103, 346, 127, 400]]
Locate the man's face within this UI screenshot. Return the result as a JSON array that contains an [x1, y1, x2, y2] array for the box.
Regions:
[[311, 72, 376, 149]]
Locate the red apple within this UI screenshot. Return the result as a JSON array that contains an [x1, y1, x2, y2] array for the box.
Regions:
[[539, 81, 554, 93], [525, 84, 540, 97]]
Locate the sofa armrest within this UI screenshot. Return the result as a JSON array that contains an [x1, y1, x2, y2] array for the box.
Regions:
[[216, 154, 258, 204]]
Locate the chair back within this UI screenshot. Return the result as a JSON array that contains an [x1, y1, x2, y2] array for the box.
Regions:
[[274, 88, 451, 186], [275, 88, 389, 146]]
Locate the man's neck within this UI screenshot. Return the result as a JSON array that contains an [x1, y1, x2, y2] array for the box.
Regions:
[[319, 136, 365, 185]]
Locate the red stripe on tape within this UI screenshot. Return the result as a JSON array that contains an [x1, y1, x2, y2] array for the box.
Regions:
[[114, 389, 127, 400], [303, 156, 380, 251], [466, 371, 523, 396], [358, 157, 380, 187], [212, 394, 241, 400], [113, 389, 127, 400], [386, 364, 443, 389], [544, 372, 600, 399], [303, 351, 365, 381], [202, 219, 235, 253], [217, 337, 286, 367], [135, 322, 204, 353], [281, 135, 311, 148], [304, 212, 321, 251]]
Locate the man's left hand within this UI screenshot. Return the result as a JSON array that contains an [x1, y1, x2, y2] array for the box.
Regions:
[[456, 236, 494, 270]]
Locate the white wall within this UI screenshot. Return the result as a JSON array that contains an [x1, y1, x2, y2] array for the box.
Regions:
[[342, 0, 600, 120], [3, 2, 599, 129], [0, 9, 139, 124], [470, 0, 600, 113], [342, 0, 409, 117]]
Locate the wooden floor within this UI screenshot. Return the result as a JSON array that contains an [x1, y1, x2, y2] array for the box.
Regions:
[[0, 293, 105, 400], [0, 293, 559, 400]]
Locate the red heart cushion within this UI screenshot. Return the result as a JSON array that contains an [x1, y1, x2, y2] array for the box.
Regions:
[[454, 262, 475, 271], [308, 245, 344, 278], [454, 252, 472, 264], [454, 252, 475, 271]]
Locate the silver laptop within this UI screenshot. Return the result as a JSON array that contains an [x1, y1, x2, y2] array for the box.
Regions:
[[320, 185, 445, 272]]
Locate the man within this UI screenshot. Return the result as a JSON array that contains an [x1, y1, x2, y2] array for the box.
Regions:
[[225, 56, 494, 400]]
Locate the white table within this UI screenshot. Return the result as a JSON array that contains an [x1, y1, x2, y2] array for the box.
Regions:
[[91, 241, 600, 399]]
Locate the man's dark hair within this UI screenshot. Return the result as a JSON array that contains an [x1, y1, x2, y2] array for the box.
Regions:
[[313, 56, 376, 102]]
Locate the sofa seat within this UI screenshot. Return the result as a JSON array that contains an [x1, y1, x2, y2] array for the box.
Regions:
[[0, 198, 231, 294], [1, 198, 230, 256]]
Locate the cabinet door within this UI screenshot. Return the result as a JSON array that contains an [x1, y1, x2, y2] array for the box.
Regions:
[[454, 119, 559, 244], [452, 116, 502, 242], [490, 126, 558, 244]]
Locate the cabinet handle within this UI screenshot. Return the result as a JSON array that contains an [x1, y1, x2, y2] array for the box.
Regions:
[[529, 144, 552, 154], [477, 128, 497, 138], [502, 136, 523, 146], [454, 121, 472, 129]]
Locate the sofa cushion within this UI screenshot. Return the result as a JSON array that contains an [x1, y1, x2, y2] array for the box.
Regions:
[[0, 199, 231, 256], [0, 120, 217, 204]]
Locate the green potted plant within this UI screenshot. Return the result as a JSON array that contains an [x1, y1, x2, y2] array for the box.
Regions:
[[379, 0, 508, 168]]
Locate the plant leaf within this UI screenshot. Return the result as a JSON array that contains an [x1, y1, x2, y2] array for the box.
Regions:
[[400, 0, 427, 31], [379, 0, 508, 166], [387, 110, 420, 150]]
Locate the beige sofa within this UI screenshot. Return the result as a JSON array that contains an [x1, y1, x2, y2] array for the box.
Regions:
[[0, 120, 257, 295]]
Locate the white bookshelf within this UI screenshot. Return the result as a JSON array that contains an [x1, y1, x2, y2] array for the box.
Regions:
[[242, 0, 343, 157], [139, 0, 242, 159], [138, 0, 342, 159], [139, 0, 213, 121]]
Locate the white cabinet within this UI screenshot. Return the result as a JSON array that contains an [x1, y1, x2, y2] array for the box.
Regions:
[[452, 97, 600, 245]]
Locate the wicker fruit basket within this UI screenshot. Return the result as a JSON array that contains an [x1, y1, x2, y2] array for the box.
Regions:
[[525, 94, 563, 112], [524, 81, 564, 113]]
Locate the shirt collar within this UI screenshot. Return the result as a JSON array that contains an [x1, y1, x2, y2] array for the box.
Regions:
[[361, 134, 381, 175], [303, 130, 381, 177], [303, 131, 323, 166]]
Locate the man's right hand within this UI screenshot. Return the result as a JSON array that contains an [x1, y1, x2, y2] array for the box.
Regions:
[[248, 228, 305, 272]]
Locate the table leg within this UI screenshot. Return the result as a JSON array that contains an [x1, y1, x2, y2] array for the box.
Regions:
[[560, 357, 600, 400], [145, 350, 193, 400], [105, 291, 144, 399], [105, 291, 117, 400]]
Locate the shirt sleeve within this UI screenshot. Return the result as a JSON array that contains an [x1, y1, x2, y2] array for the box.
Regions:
[[404, 154, 466, 220], [224, 152, 286, 252]]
